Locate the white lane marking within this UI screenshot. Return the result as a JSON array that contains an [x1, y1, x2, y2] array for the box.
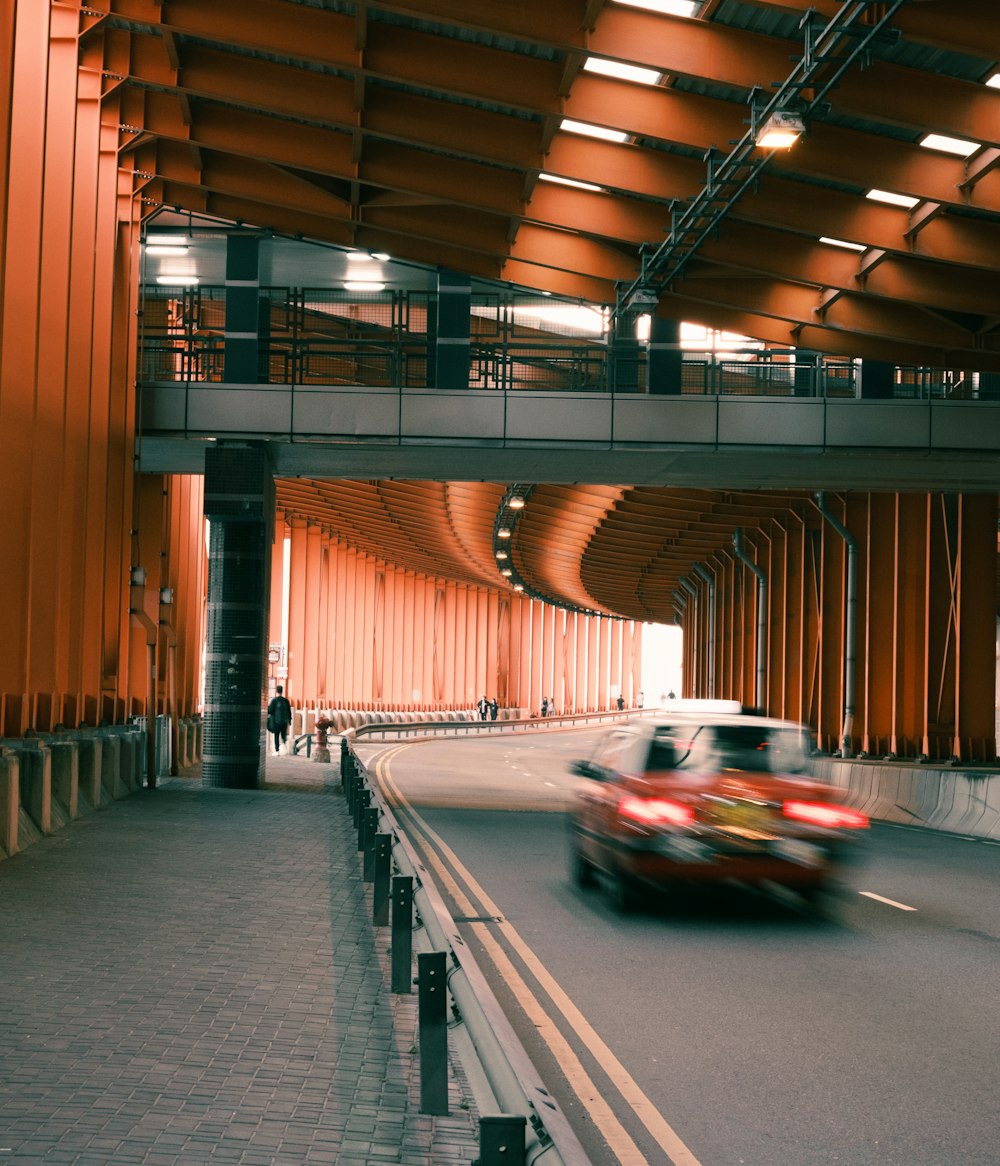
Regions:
[[859, 891, 918, 911]]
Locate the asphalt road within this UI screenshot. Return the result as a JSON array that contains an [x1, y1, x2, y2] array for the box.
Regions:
[[361, 730, 1000, 1166]]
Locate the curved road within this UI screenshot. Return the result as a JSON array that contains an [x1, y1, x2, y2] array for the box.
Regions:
[[358, 729, 1000, 1166]]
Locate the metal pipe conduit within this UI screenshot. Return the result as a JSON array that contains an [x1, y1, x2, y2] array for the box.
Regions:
[[343, 732, 592, 1166], [692, 563, 716, 699], [732, 529, 767, 713], [814, 492, 857, 758]]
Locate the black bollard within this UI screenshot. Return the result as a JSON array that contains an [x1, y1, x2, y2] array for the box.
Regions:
[[362, 806, 379, 878], [417, 951, 449, 1115], [478, 1116, 527, 1166], [373, 833, 391, 925], [391, 876, 413, 993]]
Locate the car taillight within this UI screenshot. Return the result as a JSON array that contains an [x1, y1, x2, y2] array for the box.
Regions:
[[782, 800, 869, 829], [618, 796, 695, 827]]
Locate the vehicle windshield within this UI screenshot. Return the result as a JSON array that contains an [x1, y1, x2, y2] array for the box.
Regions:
[[656, 723, 812, 776]]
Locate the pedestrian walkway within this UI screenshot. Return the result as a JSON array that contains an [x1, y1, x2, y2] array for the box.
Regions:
[[0, 749, 480, 1165]]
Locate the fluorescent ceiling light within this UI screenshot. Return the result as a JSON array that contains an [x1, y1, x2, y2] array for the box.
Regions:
[[155, 274, 199, 285], [919, 132, 980, 158], [583, 57, 662, 86], [614, 0, 697, 15], [344, 280, 386, 291], [145, 245, 190, 255], [986, 73, 1000, 89], [756, 111, 805, 149], [560, 118, 629, 144], [538, 172, 603, 192], [866, 188, 919, 209], [820, 236, 866, 252], [347, 251, 376, 262], [145, 235, 190, 246], [371, 251, 391, 261]]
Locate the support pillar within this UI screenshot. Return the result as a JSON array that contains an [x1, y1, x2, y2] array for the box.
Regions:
[[223, 235, 263, 384], [202, 444, 274, 788], [647, 316, 683, 395], [434, 270, 471, 390]]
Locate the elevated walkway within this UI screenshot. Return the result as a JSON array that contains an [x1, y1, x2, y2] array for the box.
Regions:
[[0, 752, 480, 1165]]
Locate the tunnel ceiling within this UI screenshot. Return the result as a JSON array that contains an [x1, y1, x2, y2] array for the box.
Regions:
[[111, 0, 1000, 371], [100, 1, 1000, 620], [274, 480, 831, 624]]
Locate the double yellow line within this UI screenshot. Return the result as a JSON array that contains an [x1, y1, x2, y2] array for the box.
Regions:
[[374, 745, 704, 1166]]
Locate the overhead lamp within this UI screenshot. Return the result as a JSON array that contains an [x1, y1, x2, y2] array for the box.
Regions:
[[347, 251, 375, 262], [559, 118, 630, 144], [155, 274, 199, 285], [497, 527, 511, 539], [820, 236, 866, 252], [371, 251, 391, 261], [583, 57, 662, 87], [344, 280, 386, 291], [495, 550, 509, 560], [538, 172, 603, 193], [919, 132, 980, 158], [756, 110, 805, 149], [508, 496, 525, 510], [129, 566, 147, 587], [159, 587, 174, 605], [500, 568, 513, 577], [513, 583, 524, 592], [145, 244, 190, 255], [866, 188, 919, 209], [145, 235, 190, 246], [986, 73, 1000, 89]]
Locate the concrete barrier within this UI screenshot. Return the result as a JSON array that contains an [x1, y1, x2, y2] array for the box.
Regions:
[[816, 758, 1000, 841], [50, 740, 79, 823], [0, 749, 19, 858]]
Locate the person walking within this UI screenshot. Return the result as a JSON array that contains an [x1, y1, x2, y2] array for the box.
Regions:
[[478, 695, 489, 720], [489, 698, 498, 721], [267, 685, 292, 754], [541, 696, 549, 718]]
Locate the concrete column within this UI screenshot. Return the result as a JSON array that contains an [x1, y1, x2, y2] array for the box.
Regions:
[[611, 310, 641, 393], [0, 750, 19, 857], [202, 444, 274, 788], [223, 235, 262, 383], [433, 270, 471, 389], [647, 317, 683, 395], [858, 359, 894, 399]]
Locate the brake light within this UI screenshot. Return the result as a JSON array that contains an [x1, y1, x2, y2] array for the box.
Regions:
[[783, 800, 869, 829], [619, 796, 695, 827]]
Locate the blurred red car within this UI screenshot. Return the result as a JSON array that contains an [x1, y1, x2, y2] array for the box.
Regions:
[[569, 711, 868, 911]]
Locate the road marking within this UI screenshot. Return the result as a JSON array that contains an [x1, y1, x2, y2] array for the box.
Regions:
[[377, 750, 704, 1166], [859, 891, 918, 911]]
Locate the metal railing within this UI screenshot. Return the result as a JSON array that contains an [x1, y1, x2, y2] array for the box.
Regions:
[[140, 285, 1000, 401]]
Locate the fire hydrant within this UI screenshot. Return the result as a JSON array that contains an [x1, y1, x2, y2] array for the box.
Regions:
[[313, 715, 332, 763]]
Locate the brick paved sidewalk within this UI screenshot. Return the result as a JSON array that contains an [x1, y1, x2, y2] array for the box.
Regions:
[[0, 751, 479, 1165]]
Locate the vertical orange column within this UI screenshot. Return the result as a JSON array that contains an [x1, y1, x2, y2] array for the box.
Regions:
[[586, 613, 600, 712], [527, 600, 542, 715], [332, 542, 348, 703], [863, 495, 893, 757], [285, 522, 307, 702], [269, 517, 287, 680], [422, 575, 436, 710], [317, 543, 331, 703], [401, 571, 415, 708], [575, 615, 589, 710], [540, 603, 554, 710], [507, 594, 523, 710], [486, 590, 499, 706], [892, 495, 928, 758], [563, 612, 577, 712], [518, 595, 533, 714], [784, 520, 807, 729], [954, 494, 997, 760], [597, 617, 610, 711], [609, 618, 623, 708]]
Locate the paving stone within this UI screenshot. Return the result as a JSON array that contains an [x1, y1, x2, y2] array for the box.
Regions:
[[0, 753, 479, 1165]]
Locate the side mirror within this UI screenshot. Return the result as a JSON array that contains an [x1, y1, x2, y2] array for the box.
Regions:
[[571, 759, 601, 780]]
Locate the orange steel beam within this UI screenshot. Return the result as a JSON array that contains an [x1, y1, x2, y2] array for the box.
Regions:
[[892, 495, 929, 759], [954, 495, 999, 761], [693, 231, 1000, 319]]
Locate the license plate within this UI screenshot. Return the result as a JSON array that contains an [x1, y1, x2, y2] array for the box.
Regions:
[[716, 801, 774, 836]]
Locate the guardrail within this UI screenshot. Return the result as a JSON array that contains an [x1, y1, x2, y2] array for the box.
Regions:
[[338, 733, 594, 1166], [351, 708, 640, 743]]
